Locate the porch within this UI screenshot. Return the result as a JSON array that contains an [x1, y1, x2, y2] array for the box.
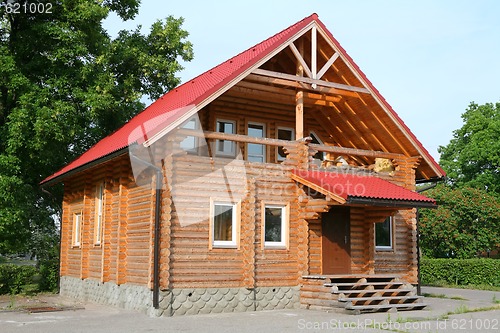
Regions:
[[300, 274, 427, 314]]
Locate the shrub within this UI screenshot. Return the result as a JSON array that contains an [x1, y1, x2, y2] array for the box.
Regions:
[[0, 264, 38, 294], [38, 259, 59, 292], [421, 258, 500, 287]]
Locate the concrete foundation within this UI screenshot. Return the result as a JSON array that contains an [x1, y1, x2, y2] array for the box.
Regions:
[[59, 276, 300, 317]]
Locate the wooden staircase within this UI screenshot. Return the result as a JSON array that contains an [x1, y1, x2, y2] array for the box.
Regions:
[[301, 275, 427, 314]]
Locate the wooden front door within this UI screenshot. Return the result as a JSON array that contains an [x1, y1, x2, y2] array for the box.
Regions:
[[322, 206, 351, 274]]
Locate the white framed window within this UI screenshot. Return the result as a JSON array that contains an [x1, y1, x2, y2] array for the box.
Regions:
[[210, 200, 240, 248], [262, 203, 289, 248], [72, 212, 82, 247], [215, 119, 236, 156], [310, 131, 325, 161], [375, 216, 394, 250], [179, 117, 200, 153], [94, 183, 104, 245], [276, 127, 294, 161], [247, 122, 266, 163]]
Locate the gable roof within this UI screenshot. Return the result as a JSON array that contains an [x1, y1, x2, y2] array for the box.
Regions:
[[41, 13, 445, 186]]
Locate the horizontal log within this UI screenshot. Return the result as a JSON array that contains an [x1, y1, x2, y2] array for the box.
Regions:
[[174, 128, 300, 147]]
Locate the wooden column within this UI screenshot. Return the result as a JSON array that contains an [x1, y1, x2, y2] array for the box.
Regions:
[[295, 90, 304, 140]]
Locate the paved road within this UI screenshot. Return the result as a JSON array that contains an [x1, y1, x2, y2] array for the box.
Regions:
[[0, 287, 498, 333]]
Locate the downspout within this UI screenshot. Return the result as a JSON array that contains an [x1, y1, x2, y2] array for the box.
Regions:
[[129, 151, 162, 309], [415, 182, 438, 296]]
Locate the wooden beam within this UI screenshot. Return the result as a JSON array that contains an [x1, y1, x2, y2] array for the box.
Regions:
[[311, 26, 317, 81], [174, 128, 299, 148], [296, 90, 304, 140], [245, 73, 357, 98], [227, 85, 341, 107], [236, 80, 341, 103], [252, 68, 370, 94], [309, 143, 406, 160], [317, 53, 339, 80], [290, 173, 346, 204], [289, 42, 312, 78]]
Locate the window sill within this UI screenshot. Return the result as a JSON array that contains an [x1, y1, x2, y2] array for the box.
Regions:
[[375, 247, 394, 252], [212, 244, 238, 249], [264, 244, 287, 250]]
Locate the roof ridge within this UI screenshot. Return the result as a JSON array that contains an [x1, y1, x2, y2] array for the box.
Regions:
[[161, 13, 318, 95]]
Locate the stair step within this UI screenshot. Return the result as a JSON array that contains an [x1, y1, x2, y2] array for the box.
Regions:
[[334, 288, 414, 295], [345, 303, 428, 313], [338, 295, 422, 303]]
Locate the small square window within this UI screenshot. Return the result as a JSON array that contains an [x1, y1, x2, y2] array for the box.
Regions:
[[73, 212, 82, 247], [375, 216, 393, 250], [211, 202, 239, 248], [263, 204, 288, 248]]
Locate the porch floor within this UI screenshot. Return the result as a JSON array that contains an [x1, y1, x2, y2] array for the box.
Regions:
[[300, 274, 427, 314]]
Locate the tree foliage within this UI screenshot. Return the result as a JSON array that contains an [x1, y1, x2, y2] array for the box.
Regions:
[[439, 102, 500, 194], [0, 0, 193, 255], [419, 184, 500, 259]]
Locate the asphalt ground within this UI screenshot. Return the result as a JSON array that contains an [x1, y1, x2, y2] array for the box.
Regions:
[[0, 286, 499, 333]]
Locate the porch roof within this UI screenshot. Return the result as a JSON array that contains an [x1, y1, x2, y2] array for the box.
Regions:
[[291, 169, 436, 209]]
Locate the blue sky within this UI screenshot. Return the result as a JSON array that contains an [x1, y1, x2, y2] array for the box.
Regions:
[[105, 0, 500, 161]]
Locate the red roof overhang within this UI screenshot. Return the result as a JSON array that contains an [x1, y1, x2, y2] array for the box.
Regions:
[[291, 169, 436, 209]]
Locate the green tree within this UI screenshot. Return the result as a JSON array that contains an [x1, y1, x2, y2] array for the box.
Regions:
[[439, 102, 500, 194], [0, 0, 193, 256], [419, 184, 500, 258]]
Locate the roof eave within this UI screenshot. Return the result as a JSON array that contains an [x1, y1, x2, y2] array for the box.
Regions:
[[346, 196, 437, 209], [40, 147, 130, 187]]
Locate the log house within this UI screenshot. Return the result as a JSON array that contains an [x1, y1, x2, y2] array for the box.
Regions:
[[42, 14, 445, 316]]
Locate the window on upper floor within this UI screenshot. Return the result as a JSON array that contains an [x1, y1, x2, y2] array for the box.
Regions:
[[310, 131, 325, 161], [179, 117, 200, 154], [375, 216, 394, 250], [277, 127, 294, 162], [247, 122, 266, 163], [215, 119, 236, 157]]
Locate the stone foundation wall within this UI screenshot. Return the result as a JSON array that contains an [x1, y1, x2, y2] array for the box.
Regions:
[[59, 276, 300, 317]]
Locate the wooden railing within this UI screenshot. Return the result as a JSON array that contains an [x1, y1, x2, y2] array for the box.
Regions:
[[172, 128, 415, 168]]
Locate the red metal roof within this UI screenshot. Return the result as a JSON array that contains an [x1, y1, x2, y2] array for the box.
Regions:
[[292, 169, 436, 206], [41, 13, 444, 185], [41, 14, 317, 185]]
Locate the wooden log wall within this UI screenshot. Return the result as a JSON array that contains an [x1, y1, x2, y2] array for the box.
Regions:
[[163, 151, 304, 289], [372, 157, 421, 284], [60, 154, 156, 288]]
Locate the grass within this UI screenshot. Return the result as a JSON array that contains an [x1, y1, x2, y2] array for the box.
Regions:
[[422, 292, 467, 301], [367, 303, 500, 332], [0, 255, 36, 267], [493, 295, 500, 304], [424, 283, 500, 292]]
